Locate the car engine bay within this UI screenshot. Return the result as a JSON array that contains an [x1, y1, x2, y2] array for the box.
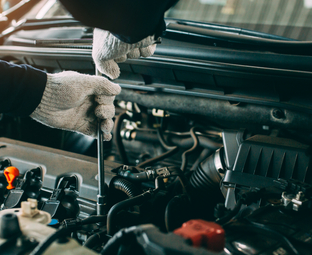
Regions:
[[1, 102, 312, 255], [1, 1, 312, 254]]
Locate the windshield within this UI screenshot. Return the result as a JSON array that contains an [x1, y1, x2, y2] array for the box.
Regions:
[[166, 0, 312, 41], [19, 0, 312, 41]]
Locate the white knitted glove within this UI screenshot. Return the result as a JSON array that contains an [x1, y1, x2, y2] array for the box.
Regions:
[[30, 71, 121, 140], [92, 28, 157, 80]]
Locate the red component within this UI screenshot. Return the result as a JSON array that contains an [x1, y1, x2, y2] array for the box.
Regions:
[[4, 166, 20, 190], [174, 219, 225, 252]]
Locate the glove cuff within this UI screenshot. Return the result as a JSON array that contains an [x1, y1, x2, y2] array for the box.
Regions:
[[30, 74, 62, 125]]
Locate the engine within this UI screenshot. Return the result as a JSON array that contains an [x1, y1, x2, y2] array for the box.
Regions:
[[0, 107, 312, 255]]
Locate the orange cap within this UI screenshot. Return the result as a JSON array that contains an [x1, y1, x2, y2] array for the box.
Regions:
[[4, 166, 20, 190]]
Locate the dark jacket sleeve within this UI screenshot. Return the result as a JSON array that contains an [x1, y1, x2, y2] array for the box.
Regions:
[[59, 0, 179, 43], [0, 60, 47, 117]]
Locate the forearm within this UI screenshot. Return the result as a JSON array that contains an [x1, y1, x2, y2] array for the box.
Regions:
[[0, 60, 47, 117], [59, 0, 179, 43]]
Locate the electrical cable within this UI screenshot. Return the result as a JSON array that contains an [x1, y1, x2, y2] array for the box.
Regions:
[[190, 148, 212, 171], [136, 117, 179, 168], [136, 146, 179, 168], [29, 227, 70, 255], [131, 129, 222, 150], [29, 215, 108, 255], [181, 127, 200, 172], [215, 199, 243, 226], [107, 190, 154, 236], [156, 117, 177, 151]]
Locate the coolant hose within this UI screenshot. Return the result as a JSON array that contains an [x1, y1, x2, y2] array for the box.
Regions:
[[164, 195, 188, 232], [117, 169, 149, 182], [100, 228, 136, 255], [110, 177, 142, 198], [107, 190, 153, 236], [136, 146, 179, 168], [84, 230, 108, 249]]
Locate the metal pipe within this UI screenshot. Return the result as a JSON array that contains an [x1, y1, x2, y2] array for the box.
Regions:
[[116, 89, 312, 131]]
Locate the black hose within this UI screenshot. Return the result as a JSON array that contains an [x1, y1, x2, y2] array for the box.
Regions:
[[136, 117, 180, 168], [107, 190, 153, 236], [113, 112, 130, 165], [117, 169, 149, 182], [156, 118, 176, 151], [81, 215, 107, 225], [164, 195, 189, 232], [111, 177, 142, 198], [215, 199, 243, 226], [189, 148, 224, 194], [84, 230, 107, 249], [170, 136, 222, 150], [133, 116, 179, 168], [29, 227, 70, 255], [165, 196, 177, 232], [30, 215, 108, 255], [226, 222, 300, 255], [132, 130, 222, 150], [136, 146, 179, 168], [101, 228, 135, 255], [190, 148, 212, 171], [181, 127, 200, 172]]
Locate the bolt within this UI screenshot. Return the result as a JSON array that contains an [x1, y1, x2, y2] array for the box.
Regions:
[[272, 109, 285, 119], [262, 125, 270, 130]]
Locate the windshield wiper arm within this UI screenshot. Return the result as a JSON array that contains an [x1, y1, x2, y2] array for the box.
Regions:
[[1, 18, 81, 39], [164, 21, 312, 56], [174, 19, 296, 41]]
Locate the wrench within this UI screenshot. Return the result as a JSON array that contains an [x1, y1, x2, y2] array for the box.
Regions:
[[96, 69, 107, 216]]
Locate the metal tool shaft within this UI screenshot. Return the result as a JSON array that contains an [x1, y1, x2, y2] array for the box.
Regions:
[[96, 69, 107, 216]]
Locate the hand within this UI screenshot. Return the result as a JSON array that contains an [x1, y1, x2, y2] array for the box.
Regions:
[[30, 71, 121, 140], [92, 28, 157, 80]]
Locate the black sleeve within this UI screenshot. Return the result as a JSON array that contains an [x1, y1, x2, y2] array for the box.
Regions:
[[59, 0, 179, 43], [0, 60, 47, 117]]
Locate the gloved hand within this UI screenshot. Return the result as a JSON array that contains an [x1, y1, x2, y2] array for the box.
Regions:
[[92, 28, 157, 80], [30, 71, 121, 140]]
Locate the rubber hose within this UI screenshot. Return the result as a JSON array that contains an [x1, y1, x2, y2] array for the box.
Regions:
[[111, 177, 142, 198], [81, 215, 107, 225], [117, 170, 149, 182], [136, 146, 179, 168], [190, 148, 212, 171], [190, 148, 224, 193], [107, 191, 153, 236], [101, 228, 135, 255], [84, 230, 107, 249], [29, 228, 70, 255], [165, 195, 186, 232]]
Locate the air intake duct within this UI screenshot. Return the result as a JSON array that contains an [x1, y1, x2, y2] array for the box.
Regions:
[[190, 147, 226, 194]]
